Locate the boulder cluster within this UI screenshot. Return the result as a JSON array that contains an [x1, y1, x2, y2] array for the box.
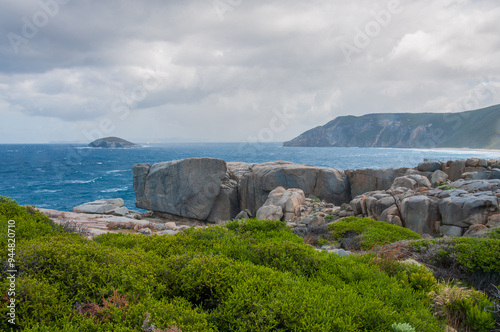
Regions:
[[349, 177, 500, 237], [130, 157, 500, 237], [133, 159, 349, 223]]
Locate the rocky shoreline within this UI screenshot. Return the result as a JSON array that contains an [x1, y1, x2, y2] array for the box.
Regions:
[[36, 157, 500, 239]]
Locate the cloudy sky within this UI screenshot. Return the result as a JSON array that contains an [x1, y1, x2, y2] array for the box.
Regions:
[[1, 0, 499, 143]]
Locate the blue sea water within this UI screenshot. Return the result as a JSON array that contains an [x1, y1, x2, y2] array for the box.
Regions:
[[1, 142, 499, 211]]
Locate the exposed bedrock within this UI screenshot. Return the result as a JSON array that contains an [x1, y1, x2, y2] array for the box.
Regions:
[[237, 161, 349, 216], [345, 168, 409, 198], [132, 157, 500, 226]]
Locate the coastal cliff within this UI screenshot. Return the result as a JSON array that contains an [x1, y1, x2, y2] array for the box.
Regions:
[[283, 104, 500, 149]]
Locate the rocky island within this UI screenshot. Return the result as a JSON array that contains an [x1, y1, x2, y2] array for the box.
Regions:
[[88, 136, 141, 148], [283, 104, 500, 149]]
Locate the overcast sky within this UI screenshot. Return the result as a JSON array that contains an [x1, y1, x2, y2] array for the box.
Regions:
[[1, 0, 499, 143]]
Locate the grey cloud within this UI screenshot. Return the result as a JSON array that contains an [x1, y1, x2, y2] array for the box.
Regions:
[[1, 0, 500, 143]]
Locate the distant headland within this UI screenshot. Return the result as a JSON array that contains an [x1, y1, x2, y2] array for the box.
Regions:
[[88, 137, 141, 148], [283, 104, 500, 149]]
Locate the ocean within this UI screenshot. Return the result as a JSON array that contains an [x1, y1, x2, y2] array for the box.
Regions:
[[1, 143, 499, 212]]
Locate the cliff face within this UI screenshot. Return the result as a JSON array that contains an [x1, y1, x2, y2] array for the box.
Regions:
[[283, 104, 500, 149]]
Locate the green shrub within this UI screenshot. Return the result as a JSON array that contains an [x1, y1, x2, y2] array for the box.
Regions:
[[324, 214, 336, 222], [372, 257, 438, 294], [486, 227, 500, 239], [13, 235, 162, 302], [225, 218, 291, 238], [328, 217, 421, 250], [412, 237, 500, 296], [0, 196, 17, 204], [453, 238, 500, 273], [430, 283, 495, 331], [0, 198, 63, 248], [316, 236, 328, 246], [438, 184, 457, 190]]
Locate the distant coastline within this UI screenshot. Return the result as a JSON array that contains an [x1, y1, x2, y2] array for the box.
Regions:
[[284, 104, 500, 150]]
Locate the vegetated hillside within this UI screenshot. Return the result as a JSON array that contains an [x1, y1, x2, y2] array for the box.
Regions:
[[283, 104, 500, 149], [0, 197, 498, 331]]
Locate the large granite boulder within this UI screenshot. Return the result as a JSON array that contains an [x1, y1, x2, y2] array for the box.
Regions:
[[466, 158, 488, 168], [417, 161, 442, 173], [133, 158, 227, 220], [391, 176, 418, 190], [490, 169, 500, 180], [440, 225, 463, 237], [451, 179, 500, 192], [349, 188, 406, 223], [273, 187, 306, 221], [439, 192, 498, 227], [487, 214, 500, 227], [443, 160, 466, 181], [255, 205, 283, 220], [238, 161, 348, 215], [345, 168, 409, 198], [462, 171, 491, 180], [379, 205, 402, 226], [371, 195, 397, 219], [489, 160, 500, 168], [400, 195, 440, 235], [73, 198, 127, 215], [430, 170, 448, 186], [391, 174, 431, 190]]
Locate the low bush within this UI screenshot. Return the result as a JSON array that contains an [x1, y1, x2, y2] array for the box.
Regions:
[[327, 217, 422, 250], [0, 197, 63, 248], [324, 214, 336, 222], [430, 282, 496, 331], [413, 238, 500, 296], [486, 227, 500, 239]]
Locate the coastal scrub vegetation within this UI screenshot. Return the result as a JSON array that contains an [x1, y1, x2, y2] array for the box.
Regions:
[[0, 197, 497, 331], [327, 216, 422, 250], [411, 237, 500, 298]]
